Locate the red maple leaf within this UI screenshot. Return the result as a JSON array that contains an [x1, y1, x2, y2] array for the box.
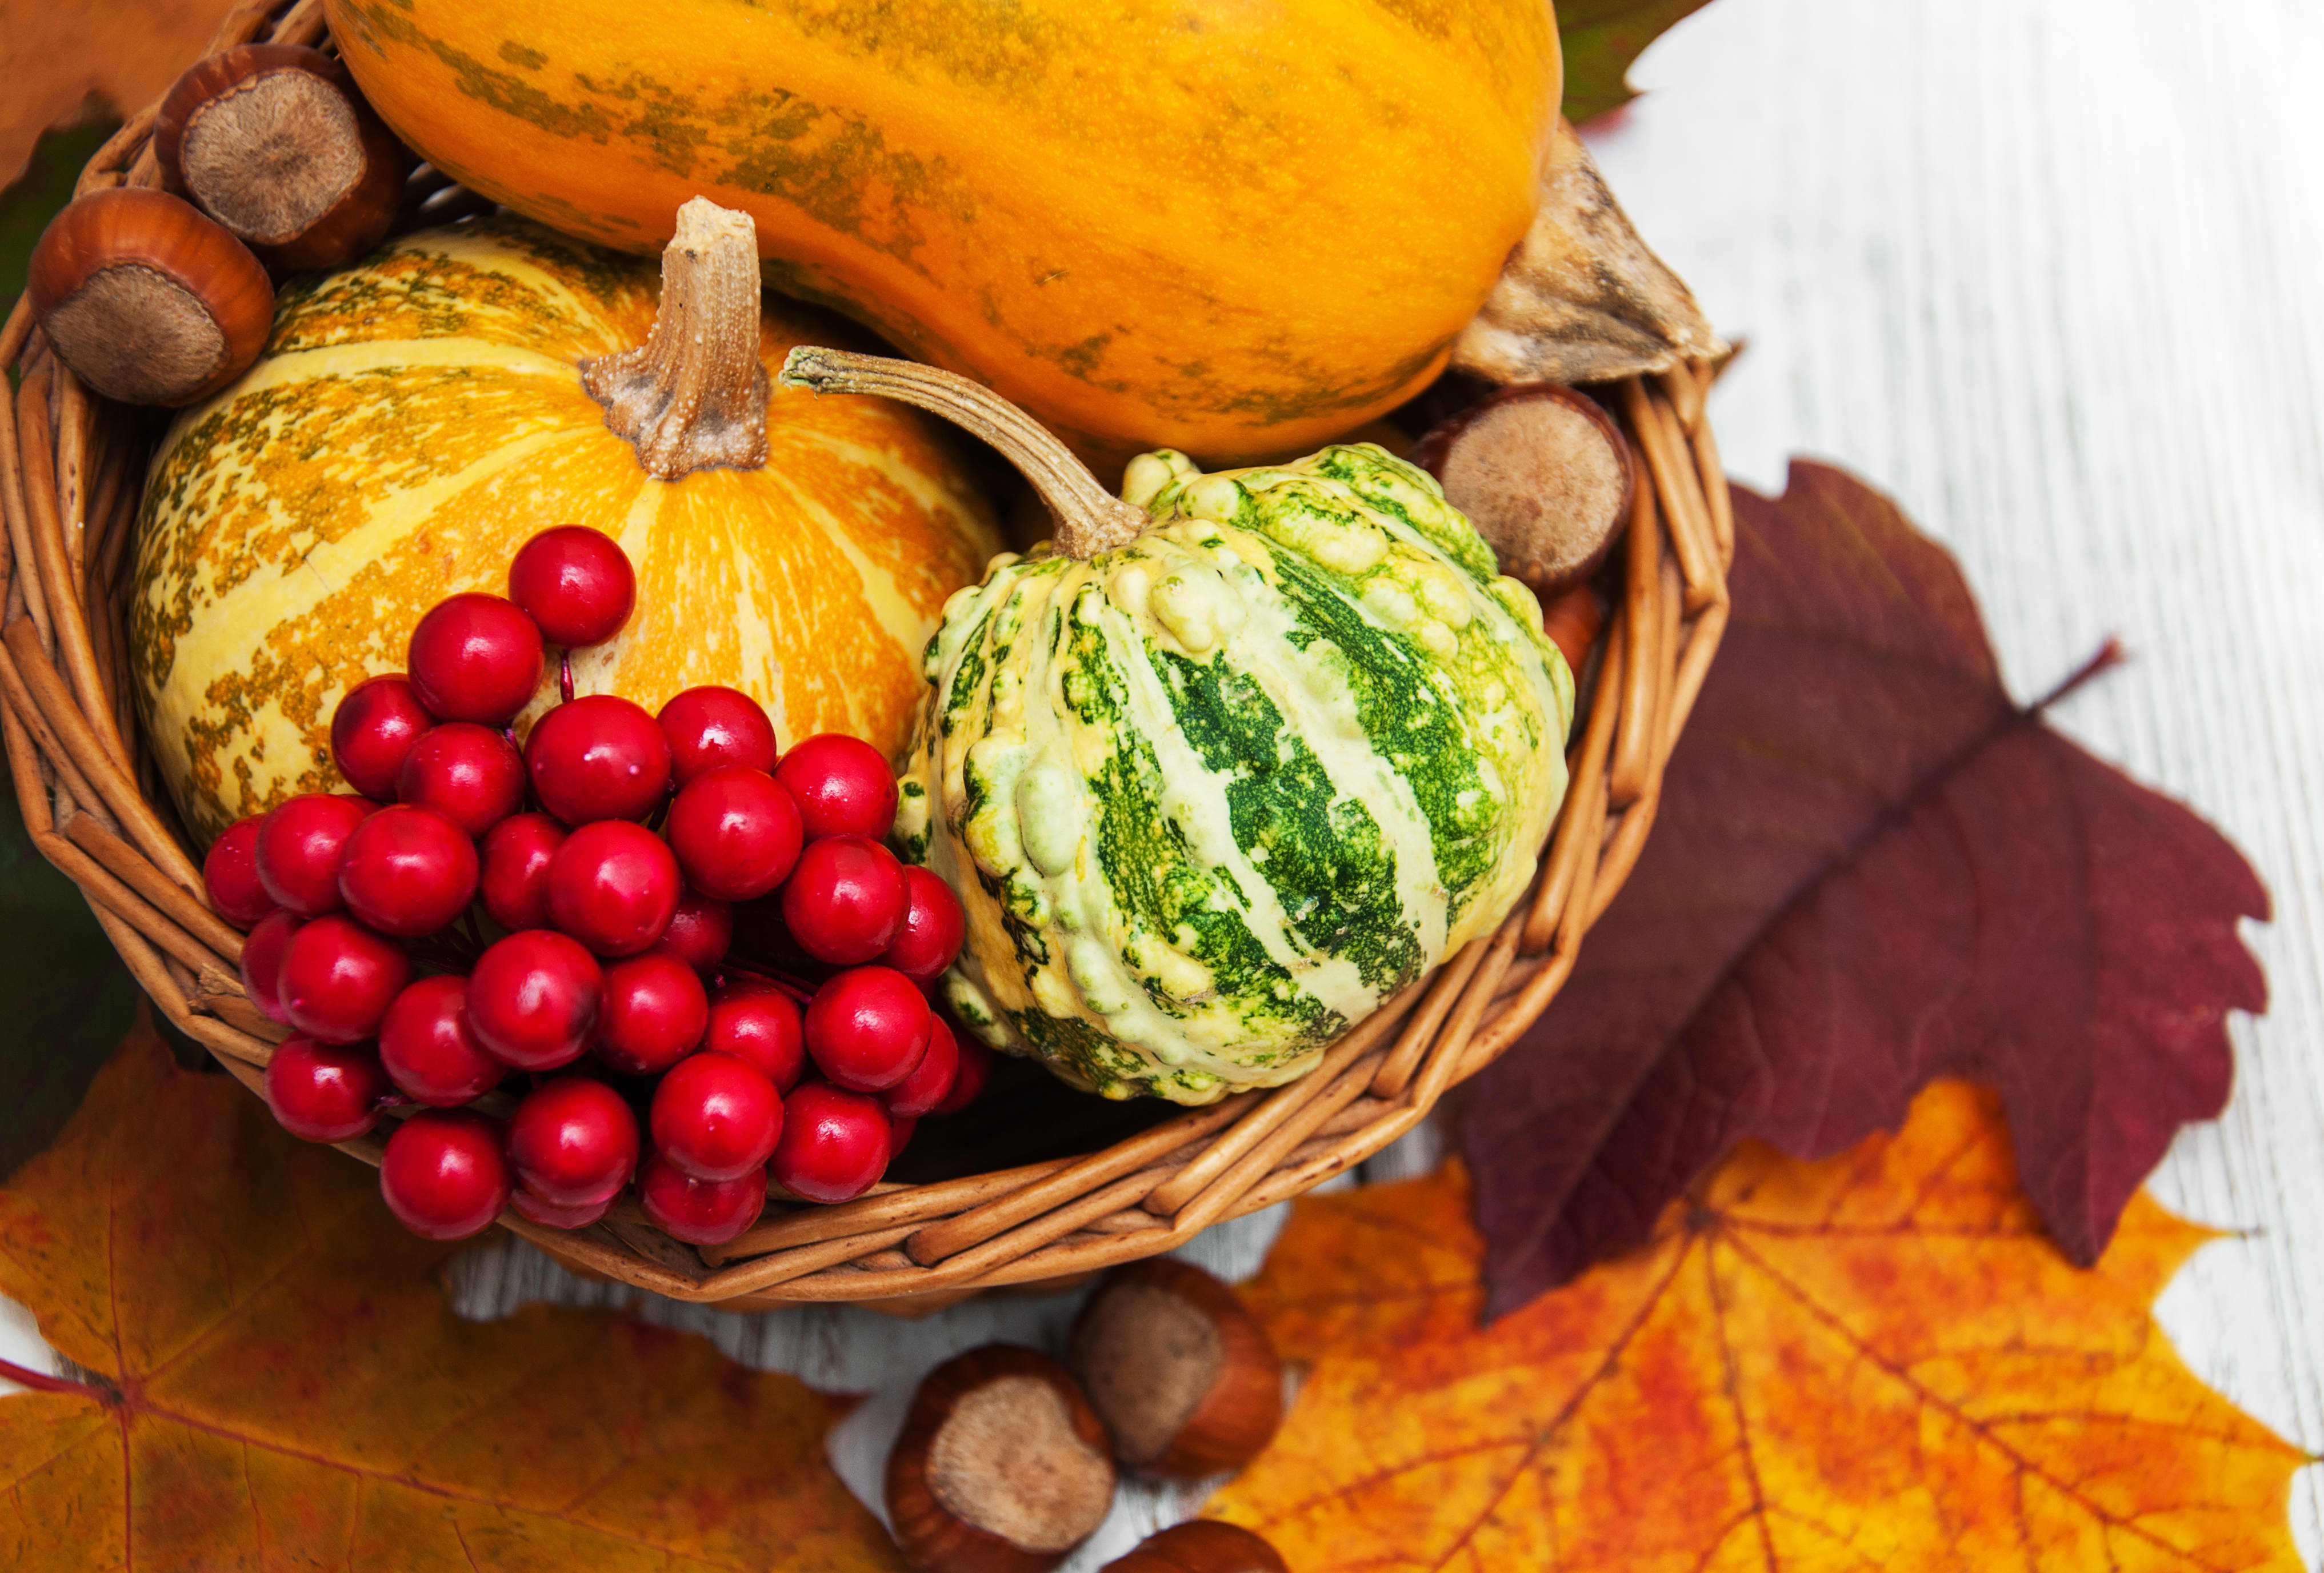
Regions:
[[1466, 461, 2267, 1315]]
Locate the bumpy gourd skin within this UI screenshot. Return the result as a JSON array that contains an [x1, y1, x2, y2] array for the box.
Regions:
[[898, 445, 1572, 1104]]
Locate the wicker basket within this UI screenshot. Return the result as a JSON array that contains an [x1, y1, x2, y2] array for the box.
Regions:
[[0, 0, 1732, 1311]]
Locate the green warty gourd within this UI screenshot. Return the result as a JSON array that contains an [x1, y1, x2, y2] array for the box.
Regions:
[[779, 349, 1575, 1106]]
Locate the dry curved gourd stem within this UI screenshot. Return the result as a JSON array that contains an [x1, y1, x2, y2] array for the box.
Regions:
[[1454, 118, 1725, 386], [780, 346, 1147, 559], [581, 197, 772, 480]]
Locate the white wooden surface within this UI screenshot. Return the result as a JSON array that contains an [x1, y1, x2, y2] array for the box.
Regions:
[[9, 0, 2323, 1563], [1589, 0, 2324, 1559]]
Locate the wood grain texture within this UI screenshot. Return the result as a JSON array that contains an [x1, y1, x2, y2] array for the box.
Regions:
[[1588, 0, 2324, 1559]]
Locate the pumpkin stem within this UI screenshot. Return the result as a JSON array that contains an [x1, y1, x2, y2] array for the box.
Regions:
[[778, 347, 1147, 559], [581, 197, 770, 481]]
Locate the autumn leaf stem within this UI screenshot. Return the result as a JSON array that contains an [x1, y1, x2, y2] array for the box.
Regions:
[[0, 1355, 101, 1399], [2027, 637, 2127, 715]]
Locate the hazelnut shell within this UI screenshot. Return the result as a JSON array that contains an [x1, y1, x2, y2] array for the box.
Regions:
[[155, 43, 411, 271], [1101, 1521, 1290, 1573], [1411, 381, 1635, 597], [1070, 1259, 1283, 1479], [26, 187, 274, 407], [886, 1344, 1117, 1573]]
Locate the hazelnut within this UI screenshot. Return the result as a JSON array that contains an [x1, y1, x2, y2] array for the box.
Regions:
[[1411, 382, 1634, 597], [886, 1345, 1118, 1572], [1102, 1522, 1289, 1573], [154, 43, 412, 271], [1069, 1260, 1283, 1479], [26, 187, 274, 406]]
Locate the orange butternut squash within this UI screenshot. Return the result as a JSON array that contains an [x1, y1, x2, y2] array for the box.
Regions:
[[322, 0, 1563, 471]]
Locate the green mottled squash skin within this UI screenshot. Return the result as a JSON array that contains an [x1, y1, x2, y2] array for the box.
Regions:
[[895, 443, 1573, 1104]]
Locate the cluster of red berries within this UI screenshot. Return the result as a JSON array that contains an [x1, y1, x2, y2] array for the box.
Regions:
[[201, 525, 987, 1247]]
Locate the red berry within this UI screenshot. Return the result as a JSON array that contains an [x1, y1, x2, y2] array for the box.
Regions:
[[547, 819, 681, 956], [596, 951, 709, 1075], [378, 974, 504, 1107], [650, 1051, 782, 1182], [336, 804, 479, 938], [879, 1012, 959, 1117], [255, 793, 371, 915], [467, 929, 602, 1070], [331, 674, 434, 801], [278, 915, 410, 1043], [510, 1188, 611, 1230], [767, 1082, 891, 1203], [479, 812, 566, 931], [523, 694, 671, 824], [880, 866, 966, 984], [263, 1035, 391, 1142], [665, 766, 802, 902], [398, 723, 525, 838], [507, 1076, 639, 1206], [657, 686, 777, 783], [702, 981, 806, 1092], [887, 1115, 917, 1159], [380, 1109, 511, 1240], [239, 909, 303, 1024], [406, 593, 543, 725], [804, 965, 930, 1091], [203, 816, 273, 928], [655, 891, 732, 970], [779, 836, 906, 964], [638, 1150, 765, 1244], [931, 1032, 993, 1117], [774, 733, 899, 840], [507, 525, 635, 647]]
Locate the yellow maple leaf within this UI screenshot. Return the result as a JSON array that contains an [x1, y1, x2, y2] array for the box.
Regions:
[[1213, 1080, 2306, 1571], [0, 1031, 903, 1571]]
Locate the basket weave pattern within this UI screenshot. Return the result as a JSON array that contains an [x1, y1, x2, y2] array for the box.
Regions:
[[0, 0, 1733, 1310]]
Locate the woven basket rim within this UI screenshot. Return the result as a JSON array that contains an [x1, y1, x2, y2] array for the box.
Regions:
[[0, 0, 1733, 1311]]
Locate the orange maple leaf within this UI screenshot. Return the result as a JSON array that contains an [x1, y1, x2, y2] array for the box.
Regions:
[[0, 1030, 903, 1571], [1212, 1080, 2306, 1571], [0, 0, 242, 183]]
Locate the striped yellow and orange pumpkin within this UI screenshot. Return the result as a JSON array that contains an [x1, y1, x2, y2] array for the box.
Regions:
[[321, 0, 1564, 473], [131, 213, 1001, 843]]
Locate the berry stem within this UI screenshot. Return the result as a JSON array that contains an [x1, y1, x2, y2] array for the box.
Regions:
[[559, 650, 574, 705], [718, 959, 817, 1004]]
